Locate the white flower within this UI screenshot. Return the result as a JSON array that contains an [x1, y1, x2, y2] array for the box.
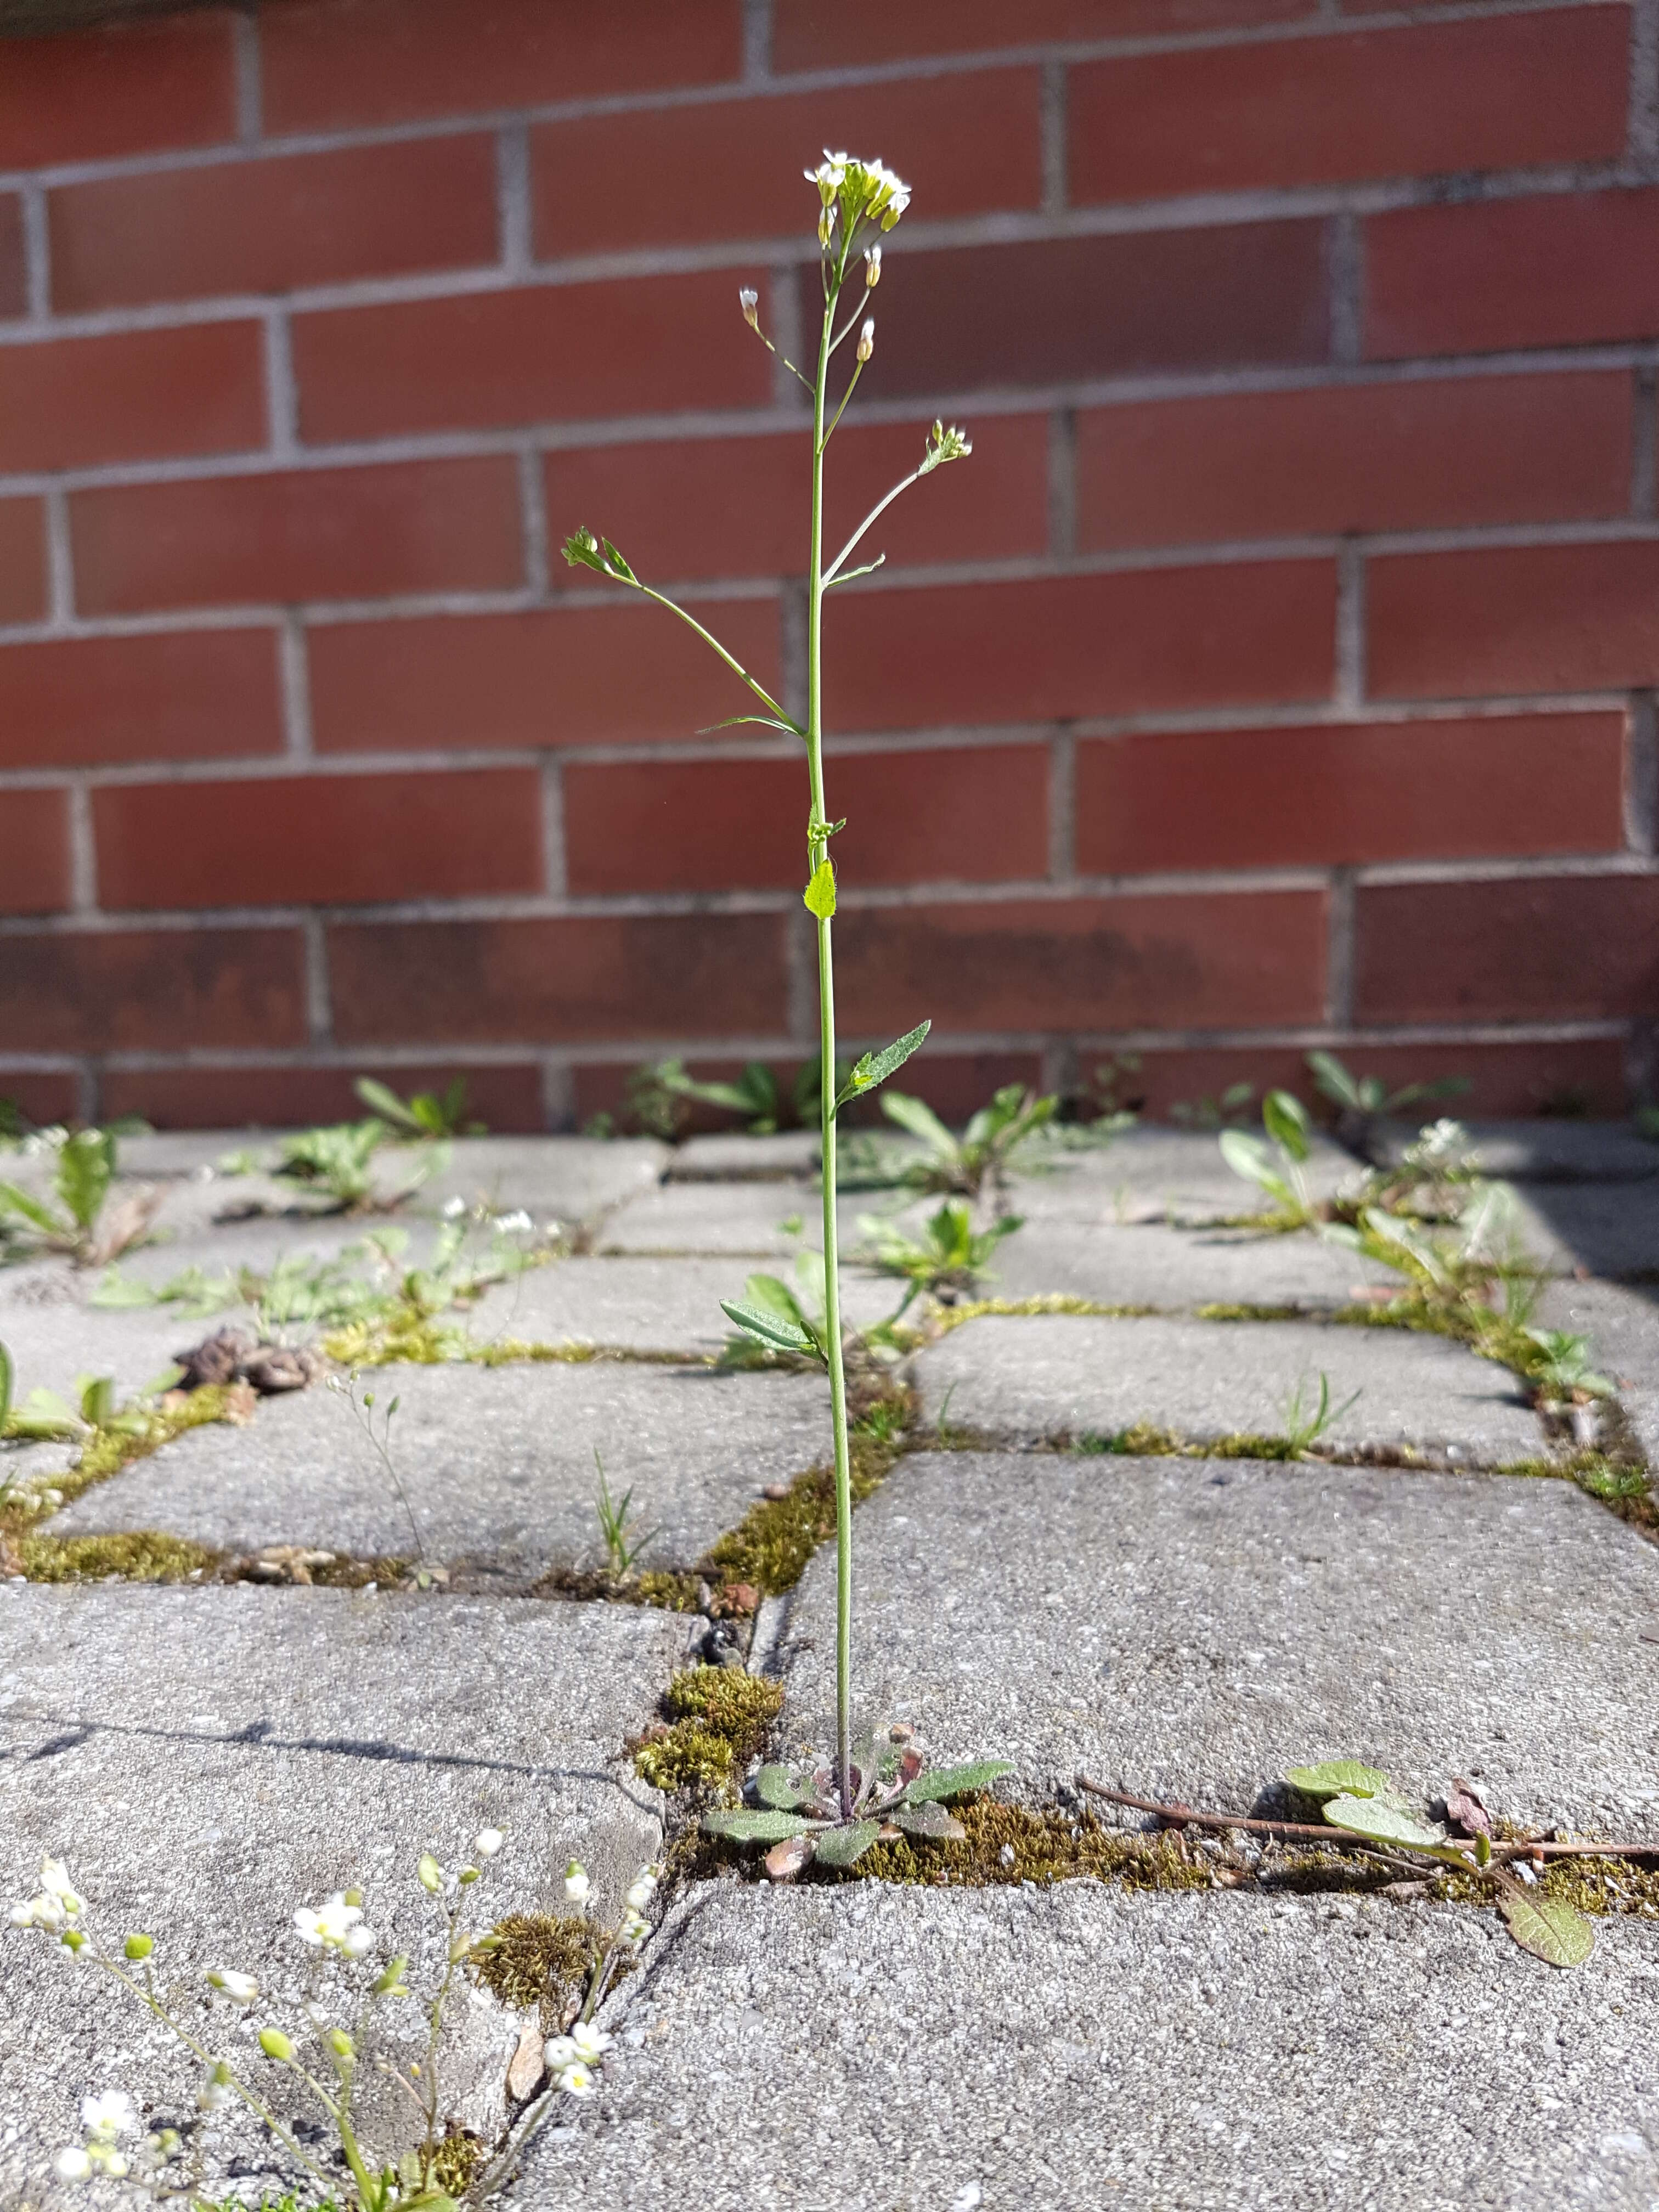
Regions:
[[623, 1867, 658, 1914], [806, 149, 849, 205], [10, 1892, 65, 1932], [473, 1827, 505, 1859], [864, 244, 881, 287], [205, 1968, 258, 2004], [342, 1923, 375, 1958], [293, 1892, 370, 1951], [54, 2148, 92, 2183], [493, 1209, 532, 1234], [442, 1195, 466, 1219], [81, 2092, 135, 2140], [197, 2063, 234, 2112], [543, 2035, 578, 2073], [618, 1909, 650, 1946], [569, 2022, 612, 2062], [856, 318, 875, 364], [562, 1860, 590, 1908], [738, 286, 759, 330], [40, 1858, 81, 1905], [556, 2062, 597, 2098]]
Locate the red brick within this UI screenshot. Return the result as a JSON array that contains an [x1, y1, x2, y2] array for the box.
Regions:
[[0, 927, 306, 1053], [1368, 542, 1659, 700], [572, 1048, 1043, 1132], [1075, 713, 1626, 872], [545, 414, 1049, 589], [0, 12, 235, 167], [0, 323, 263, 475], [1070, 10, 1627, 205], [0, 1070, 80, 1126], [0, 498, 47, 624], [94, 769, 543, 912], [293, 269, 768, 443], [811, 223, 1328, 397], [772, 0, 1312, 69], [0, 789, 70, 916], [1367, 189, 1659, 360], [0, 195, 24, 321], [1355, 874, 1659, 1023], [825, 562, 1335, 730], [99, 1059, 548, 1133], [532, 71, 1040, 257], [308, 598, 780, 754], [49, 135, 499, 315], [71, 459, 524, 617], [837, 892, 1326, 1032], [0, 630, 282, 771], [262, 0, 740, 131], [1076, 373, 1632, 551], [328, 913, 787, 1045], [563, 744, 1048, 896]]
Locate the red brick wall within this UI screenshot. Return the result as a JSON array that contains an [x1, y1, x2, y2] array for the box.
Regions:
[[0, 0, 1652, 1130]]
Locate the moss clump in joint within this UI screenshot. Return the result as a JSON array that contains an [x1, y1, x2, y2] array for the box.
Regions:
[[469, 1910, 601, 2016], [634, 1664, 786, 1791], [19, 1529, 221, 1583]]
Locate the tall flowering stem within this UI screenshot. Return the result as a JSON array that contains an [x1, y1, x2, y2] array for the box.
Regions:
[[563, 151, 967, 1815]]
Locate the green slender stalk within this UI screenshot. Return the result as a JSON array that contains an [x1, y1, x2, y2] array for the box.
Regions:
[[806, 266, 856, 1819]]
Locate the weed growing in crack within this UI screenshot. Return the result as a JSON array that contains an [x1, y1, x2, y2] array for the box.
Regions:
[[856, 1198, 1022, 1313], [354, 1076, 483, 1142], [591, 1449, 660, 1579], [0, 1124, 159, 1268], [563, 148, 1006, 1822], [221, 1120, 446, 1217], [1218, 1090, 1321, 1230], [1308, 1048, 1469, 1159], [329, 1372, 426, 1573], [1278, 1370, 1360, 1457]]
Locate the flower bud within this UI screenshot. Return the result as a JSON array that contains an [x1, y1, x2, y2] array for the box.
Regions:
[[258, 2029, 295, 2063], [856, 319, 875, 364], [417, 1854, 443, 1894], [342, 1888, 364, 1909], [864, 245, 881, 287], [473, 1828, 505, 1859], [123, 1934, 153, 1961], [328, 2028, 354, 2061], [372, 1953, 410, 1997], [563, 1860, 590, 1908], [738, 287, 759, 331], [61, 1927, 87, 1955], [198, 2063, 234, 2112], [206, 1968, 258, 2004], [54, 2148, 92, 2183]]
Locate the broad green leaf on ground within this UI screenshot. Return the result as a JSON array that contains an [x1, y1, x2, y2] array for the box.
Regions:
[[702, 1809, 818, 1843], [901, 1759, 1014, 1805], [1322, 1794, 1447, 1849], [803, 860, 837, 919], [834, 1021, 932, 1112], [893, 1801, 966, 1841], [1286, 1761, 1400, 1803], [719, 1300, 815, 1356], [1217, 1132, 1294, 1206], [753, 1764, 804, 1809], [811, 1821, 881, 1868], [1499, 1892, 1595, 1969]]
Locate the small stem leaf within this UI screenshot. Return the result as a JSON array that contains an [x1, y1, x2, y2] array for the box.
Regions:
[[720, 1300, 816, 1357], [702, 1809, 819, 1843], [1322, 1794, 1447, 1849], [764, 1833, 817, 1880], [804, 860, 837, 919], [833, 1019, 932, 1112], [1285, 1761, 1401, 1803], [893, 1802, 966, 1841], [753, 1764, 805, 1810], [811, 1820, 881, 1868], [599, 538, 636, 583], [696, 714, 807, 739], [901, 1759, 1014, 1805], [1499, 1892, 1595, 1969]]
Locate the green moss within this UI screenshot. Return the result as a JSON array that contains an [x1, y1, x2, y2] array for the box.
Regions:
[[323, 1319, 701, 1372], [536, 1564, 704, 1611], [635, 1721, 741, 1790], [938, 1295, 1160, 1331], [1076, 1422, 1297, 1462], [730, 1798, 1211, 1891], [430, 2128, 486, 2197], [62, 1384, 242, 1500], [703, 1387, 911, 1596], [19, 1529, 220, 1583], [1193, 1302, 1307, 1323], [634, 1666, 787, 1790], [469, 1910, 600, 2013]]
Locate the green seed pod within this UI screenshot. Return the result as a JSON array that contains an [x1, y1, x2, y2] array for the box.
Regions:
[[123, 1934, 154, 1960]]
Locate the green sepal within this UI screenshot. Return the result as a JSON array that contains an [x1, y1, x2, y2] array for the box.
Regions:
[[803, 860, 837, 919], [702, 1809, 819, 1843], [562, 527, 607, 574], [811, 1820, 881, 1867], [901, 1759, 1013, 1805], [1498, 1892, 1594, 1969], [834, 1020, 931, 1113]]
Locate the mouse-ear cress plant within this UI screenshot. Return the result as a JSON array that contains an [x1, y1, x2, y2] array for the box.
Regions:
[[566, 153, 1004, 1836]]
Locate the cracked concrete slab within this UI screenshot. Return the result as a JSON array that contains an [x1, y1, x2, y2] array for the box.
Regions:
[[596, 1179, 921, 1257], [46, 1359, 833, 1579], [465, 1255, 904, 1355], [1375, 1118, 1659, 1183], [913, 1313, 1545, 1463], [523, 1883, 1659, 2212], [1509, 1183, 1659, 1280], [0, 1582, 685, 2207], [990, 1217, 1391, 1309], [1537, 1277, 1659, 1468], [1005, 1126, 1359, 1228], [778, 1449, 1659, 1833]]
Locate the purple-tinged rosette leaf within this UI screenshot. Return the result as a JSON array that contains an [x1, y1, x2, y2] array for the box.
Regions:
[[702, 1810, 819, 1844], [764, 1833, 816, 1881], [900, 1759, 1013, 1805], [811, 1821, 881, 1869], [753, 1764, 805, 1810], [893, 1801, 965, 1841]]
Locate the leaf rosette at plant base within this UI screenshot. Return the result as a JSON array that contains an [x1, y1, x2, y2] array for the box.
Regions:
[[703, 1724, 1013, 1876]]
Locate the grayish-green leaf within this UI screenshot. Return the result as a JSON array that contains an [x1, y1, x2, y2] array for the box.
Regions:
[[1499, 1892, 1595, 1969], [701, 1809, 817, 1843], [834, 1020, 932, 1111], [719, 1300, 815, 1357], [1285, 1760, 1399, 1803], [893, 1801, 965, 1841], [753, 1764, 804, 1810], [811, 1820, 881, 1867], [901, 1759, 1014, 1805], [1322, 1794, 1447, 1849]]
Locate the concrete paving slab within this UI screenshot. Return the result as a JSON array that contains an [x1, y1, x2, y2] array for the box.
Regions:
[[913, 1313, 1544, 1463], [668, 1131, 821, 1178], [596, 1180, 915, 1256], [0, 1582, 686, 2205], [1510, 1183, 1659, 1279], [780, 1450, 1659, 1833], [48, 1359, 833, 1578], [1375, 1118, 1659, 1183], [1006, 1126, 1359, 1228], [407, 1137, 667, 1224], [523, 1883, 1659, 2212], [1537, 1278, 1659, 1467], [991, 1218, 1390, 1309], [0, 1289, 203, 1405], [466, 1256, 904, 1355]]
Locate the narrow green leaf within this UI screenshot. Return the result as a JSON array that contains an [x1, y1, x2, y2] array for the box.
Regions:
[[834, 1019, 931, 1111], [901, 1759, 1014, 1805], [1261, 1088, 1312, 1163], [1499, 1892, 1595, 1969], [881, 1090, 955, 1156], [1285, 1760, 1400, 1803], [753, 1764, 804, 1810], [701, 1809, 817, 1843], [1322, 1794, 1446, 1849], [354, 1077, 422, 1132], [600, 537, 636, 583], [1218, 1130, 1289, 1199], [695, 714, 806, 740], [803, 860, 837, 920], [719, 1301, 816, 1356], [893, 1801, 965, 1841], [811, 1820, 881, 1868], [0, 1180, 64, 1234]]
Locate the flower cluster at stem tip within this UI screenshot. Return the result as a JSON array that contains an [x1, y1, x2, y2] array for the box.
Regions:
[[806, 148, 910, 250], [545, 1860, 660, 2096]]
